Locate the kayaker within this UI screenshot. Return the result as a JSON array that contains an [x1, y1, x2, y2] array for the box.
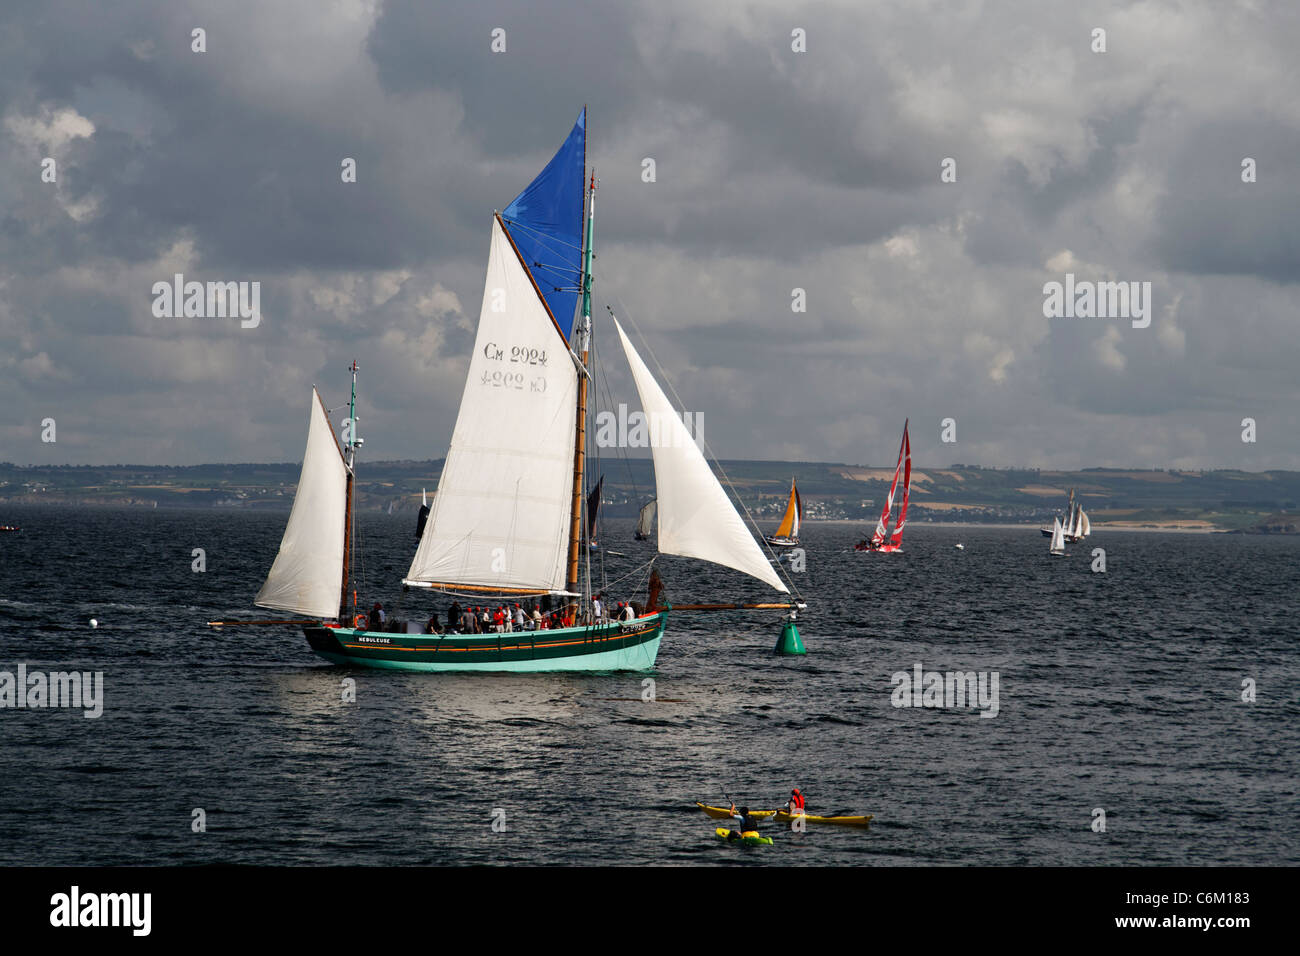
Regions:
[[727, 803, 762, 840], [783, 788, 806, 816]]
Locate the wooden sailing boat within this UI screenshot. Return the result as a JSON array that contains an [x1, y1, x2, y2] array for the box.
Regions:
[[246, 109, 801, 672], [634, 499, 656, 541], [856, 420, 910, 553], [1048, 516, 1066, 556], [764, 478, 802, 548]]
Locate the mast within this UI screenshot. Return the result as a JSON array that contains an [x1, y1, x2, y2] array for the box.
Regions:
[[340, 360, 359, 620], [566, 167, 596, 594]]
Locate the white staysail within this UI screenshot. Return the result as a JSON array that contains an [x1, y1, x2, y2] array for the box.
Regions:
[[405, 217, 579, 592], [255, 389, 349, 618], [1079, 509, 1091, 537], [614, 319, 788, 593], [1049, 516, 1066, 555]]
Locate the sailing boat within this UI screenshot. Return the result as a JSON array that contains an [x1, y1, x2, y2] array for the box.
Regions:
[[250, 109, 800, 672], [586, 475, 603, 551], [634, 499, 656, 541], [1041, 487, 1090, 541], [855, 420, 910, 553], [1048, 516, 1066, 556], [764, 478, 802, 548]]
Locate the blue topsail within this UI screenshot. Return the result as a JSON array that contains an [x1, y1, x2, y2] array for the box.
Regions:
[[502, 109, 586, 341]]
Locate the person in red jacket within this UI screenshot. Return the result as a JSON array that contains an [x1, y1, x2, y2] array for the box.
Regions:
[[784, 788, 806, 817]]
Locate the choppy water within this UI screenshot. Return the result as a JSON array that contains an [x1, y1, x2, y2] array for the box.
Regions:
[[0, 506, 1296, 865]]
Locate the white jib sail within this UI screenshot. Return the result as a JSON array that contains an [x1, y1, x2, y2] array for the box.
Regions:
[[614, 318, 788, 593], [1050, 516, 1065, 554], [255, 388, 348, 618], [405, 218, 579, 592]]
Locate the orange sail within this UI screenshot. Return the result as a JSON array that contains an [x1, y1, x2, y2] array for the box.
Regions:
[[772, 478, 802, 540]]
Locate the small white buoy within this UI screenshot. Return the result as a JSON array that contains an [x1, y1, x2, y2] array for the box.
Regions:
[[89, 618, 98, 628], [955, 544, 964, 550]]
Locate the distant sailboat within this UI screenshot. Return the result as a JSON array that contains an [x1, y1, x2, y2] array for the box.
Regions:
[[856, 420, 910, 553], [764, 478, 802, 548], [240, 109, 802, 672], [586, 474, 603, 551], [415, 488, 429, 539], [1049, 516, 1066, 556], [1041, 487, 1090, 541], [634, 499, 656, 541]]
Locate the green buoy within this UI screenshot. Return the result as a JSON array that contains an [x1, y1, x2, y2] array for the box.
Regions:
[[775, 617, 806, 656]]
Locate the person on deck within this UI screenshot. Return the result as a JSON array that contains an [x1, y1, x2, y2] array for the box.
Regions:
[[426, 615, 441, 635], [513, 604, 526, 630], [592, 594, 604, 622], [493, 606, 506, 633], [531, 605, 543, 629], [370, 603, 386, 630], [448, 601, 461, 631], [620, 602, 635, 621], [480, 608, 491, 632]]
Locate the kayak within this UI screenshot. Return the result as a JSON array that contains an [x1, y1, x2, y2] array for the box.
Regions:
[[696, 803, 776, 820], [696, 802, 873, 829], [715, 827, 773, 846], [773, 809, 873, 829]]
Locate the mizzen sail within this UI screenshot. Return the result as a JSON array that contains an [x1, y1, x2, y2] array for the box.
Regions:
[[255, 388, 348, 618], [614, 318, 787, 593]]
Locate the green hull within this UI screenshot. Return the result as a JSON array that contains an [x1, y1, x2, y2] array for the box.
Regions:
[[303, 612, 666, 673]]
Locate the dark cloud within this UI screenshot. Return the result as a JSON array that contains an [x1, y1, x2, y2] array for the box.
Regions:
[[0, 0, 1297, 470]]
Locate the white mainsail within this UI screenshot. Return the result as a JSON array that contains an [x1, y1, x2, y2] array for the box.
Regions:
[[255, 388, 349, 618], [614, 318, 788, 593], [1049, 516, 1066, 555], [1079, 509, 1091, 537], [405, 217, 579, 592]]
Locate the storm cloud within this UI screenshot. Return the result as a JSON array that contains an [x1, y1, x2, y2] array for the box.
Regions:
[[2, 0, 1297, 469]]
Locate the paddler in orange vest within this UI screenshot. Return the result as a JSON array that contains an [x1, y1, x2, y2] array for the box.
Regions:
[[783, 787, 806, 818]]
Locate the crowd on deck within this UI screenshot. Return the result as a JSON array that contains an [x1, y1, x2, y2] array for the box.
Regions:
[[354, 594, 644, 635]]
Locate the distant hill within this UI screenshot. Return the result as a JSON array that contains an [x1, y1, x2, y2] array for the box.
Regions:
[[3, 459, 1298, 531]]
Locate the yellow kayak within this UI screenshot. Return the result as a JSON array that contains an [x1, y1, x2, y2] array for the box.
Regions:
[[695, 802, 873, 829]]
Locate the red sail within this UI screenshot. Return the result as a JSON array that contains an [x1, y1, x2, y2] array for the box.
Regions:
[[871, 424, 907, 548], [889, 422, 911, 548]]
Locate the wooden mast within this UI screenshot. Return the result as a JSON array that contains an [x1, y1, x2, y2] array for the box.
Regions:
[[566, 166, 596, 593], [339, 360, 359, 620]]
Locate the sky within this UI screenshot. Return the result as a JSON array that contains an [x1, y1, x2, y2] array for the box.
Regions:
[[2, 0, 1297, 470]]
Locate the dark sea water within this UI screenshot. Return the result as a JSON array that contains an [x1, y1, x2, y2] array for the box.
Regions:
[[0, 505, 1296, 866]]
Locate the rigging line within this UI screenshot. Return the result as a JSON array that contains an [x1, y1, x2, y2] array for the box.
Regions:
[[500, 217, 586, 255], [612, 298, 803, 602]]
